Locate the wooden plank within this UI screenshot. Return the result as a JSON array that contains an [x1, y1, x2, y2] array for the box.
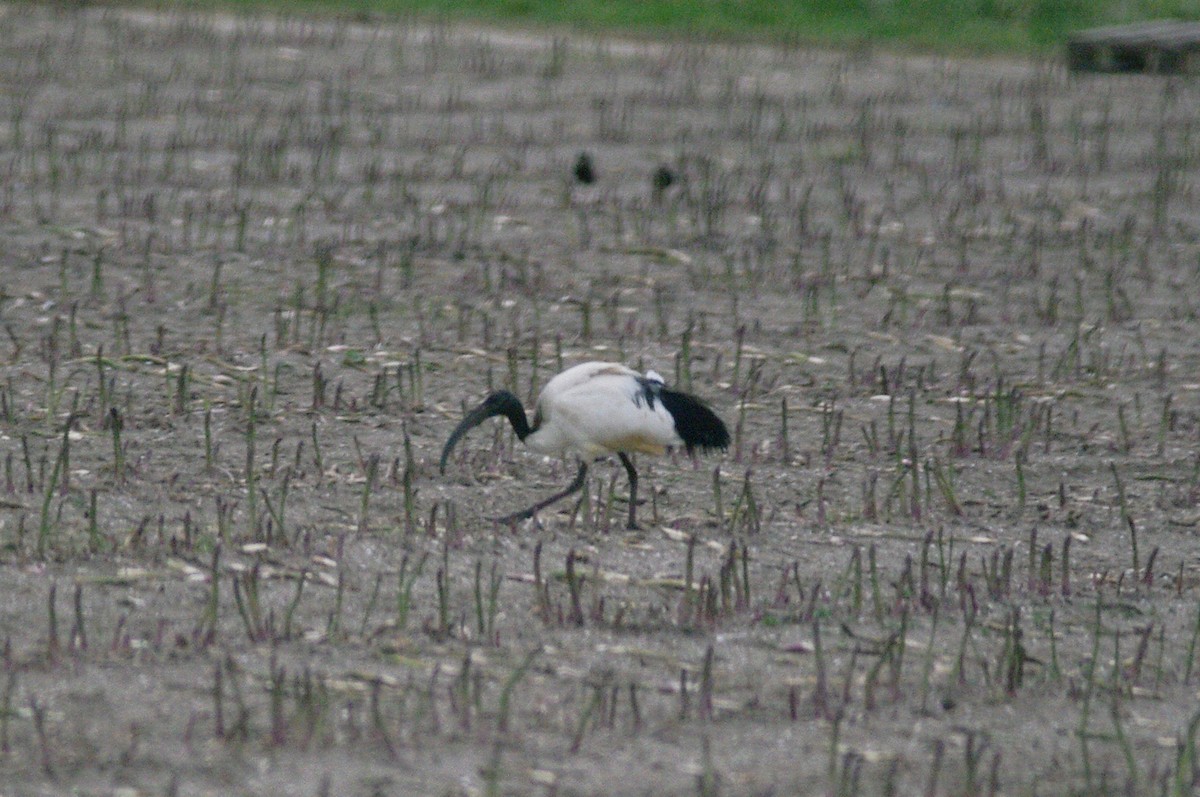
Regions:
[[1067, 20, 1200, 74], [1071, 21, 1200, 44]]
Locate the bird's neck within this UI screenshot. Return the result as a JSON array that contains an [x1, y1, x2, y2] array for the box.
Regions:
[[497, 394, 533, 441]]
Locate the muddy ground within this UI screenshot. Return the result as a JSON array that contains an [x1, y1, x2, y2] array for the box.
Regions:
[[1, 4, 1200, 795]]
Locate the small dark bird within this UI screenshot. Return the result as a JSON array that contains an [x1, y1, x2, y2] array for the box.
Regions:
[[651, 164, 676, 204], [440, 362, 729, 529], [652, 165, 676, 193], [573, 151, 596, 185]]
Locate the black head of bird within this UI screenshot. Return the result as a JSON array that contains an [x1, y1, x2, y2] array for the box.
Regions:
[[439, 390, 529, 475], [440, 362, 729, 528]]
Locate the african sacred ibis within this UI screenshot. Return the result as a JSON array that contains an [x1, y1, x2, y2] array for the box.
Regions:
[[439, 361, 730, 528]]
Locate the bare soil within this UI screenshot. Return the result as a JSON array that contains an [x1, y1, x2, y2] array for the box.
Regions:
[[2, 5, 1200, 795]]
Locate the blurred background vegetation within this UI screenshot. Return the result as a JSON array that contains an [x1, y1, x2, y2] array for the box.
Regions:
[[197, 0, 1200, 54]]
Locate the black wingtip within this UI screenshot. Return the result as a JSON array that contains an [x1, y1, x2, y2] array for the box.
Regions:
[[659, 389, 730, 454]]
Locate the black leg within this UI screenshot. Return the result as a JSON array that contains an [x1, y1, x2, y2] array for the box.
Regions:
[[618, 452, 639, 529], [496, 461, 589, 525]]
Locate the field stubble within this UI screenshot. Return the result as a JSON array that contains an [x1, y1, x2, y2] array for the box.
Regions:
[[2, 4, 1200, 795]]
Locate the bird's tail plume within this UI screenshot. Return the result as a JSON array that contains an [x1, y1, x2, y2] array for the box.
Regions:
[[659, 390, 730, 454]]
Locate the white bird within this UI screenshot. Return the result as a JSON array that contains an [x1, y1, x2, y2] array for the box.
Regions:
[[439, 361, 730, 528]]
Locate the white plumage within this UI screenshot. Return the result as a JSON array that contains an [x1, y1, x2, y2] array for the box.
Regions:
[[525, 363, 680, 458], [440, 361, 729, 528]]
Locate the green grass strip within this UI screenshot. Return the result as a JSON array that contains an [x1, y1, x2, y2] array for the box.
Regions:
[[172, 0, 1200, 55]]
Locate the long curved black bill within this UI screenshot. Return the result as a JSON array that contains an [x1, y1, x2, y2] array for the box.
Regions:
[[439, 401, 504, 474]]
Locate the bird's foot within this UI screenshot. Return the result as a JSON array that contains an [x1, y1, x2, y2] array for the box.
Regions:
[[494, 508, 536, 527], [622, 496, 645, 530]]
